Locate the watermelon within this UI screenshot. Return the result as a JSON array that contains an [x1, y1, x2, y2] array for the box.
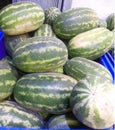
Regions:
[[0, 2, 45, 35], [0, 60, 17, 101], [1, 56, 19, 79], [45, 7, 61, 25], [53, 8, 99, 39], [47, 112, 88, 129], [106, 13, 114, 31], [0, 101, 44, 128], [14, 73, 77, 114], [67, 27, 113, 60], [13, 36, 68, 73], [4, 33, 29, 57], [64, 57, 112, 81], [70, 75, 115, 129], [34, 24, 55, 37]]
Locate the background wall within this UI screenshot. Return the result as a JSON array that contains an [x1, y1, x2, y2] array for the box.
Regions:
[[71, 0, 114, 19]]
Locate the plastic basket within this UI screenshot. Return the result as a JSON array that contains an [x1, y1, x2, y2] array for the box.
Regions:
[[0, 30, 6, 60], [100, 52, 115, 84]]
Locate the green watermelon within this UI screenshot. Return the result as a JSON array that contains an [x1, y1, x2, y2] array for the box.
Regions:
[[13, 36, 68, 73], [53, 8, 99, 39], [34, 24, 55, 37], [67, 27, 113, 60], [1, 56, 19, 79], [0, 101, 44, 128], [0, 2, 45, 35], [0, 60, 17, 101], [48, 112, 88, 129], [14, 73, 77, 114], [4, 33, 29, 57], [45, 7, 61, 25], [64, 57, 112, 81], [70, 75, 115, 129], [106, 13, 114, 31]]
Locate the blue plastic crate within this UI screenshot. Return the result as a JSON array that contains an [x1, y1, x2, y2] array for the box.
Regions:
[[100, 52, 115, 84], [0, 30, 6, 60]]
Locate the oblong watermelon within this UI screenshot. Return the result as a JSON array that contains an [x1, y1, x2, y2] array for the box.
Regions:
[[53, 8, 99, 39], [64, 57, 112, 81], [0, 2, 45, 35], [67, 27, 113, 60], [34, 24, 55, 37], [48, 112, 88, 129], [13, 36, 68, 73], [4, 33, 29, 57], [0, 101, 44, 128], [14, 73, 77, 114]]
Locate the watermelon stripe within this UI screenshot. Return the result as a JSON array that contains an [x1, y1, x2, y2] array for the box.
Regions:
[[2, 12, 44, 28]]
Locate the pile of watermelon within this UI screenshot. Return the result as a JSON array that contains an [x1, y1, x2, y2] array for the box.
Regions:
[[0, 1, 114, 129]]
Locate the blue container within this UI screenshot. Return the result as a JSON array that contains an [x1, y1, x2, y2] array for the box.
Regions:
[[100, 52, 115, 84], [0, 30, 6, 60]]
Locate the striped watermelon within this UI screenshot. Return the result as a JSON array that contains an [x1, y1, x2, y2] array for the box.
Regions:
[[0, 101, 44, 128], [0, 60, 17, 101], [13, 36, 68, 73], [14, 73, 77, 114], [64, 57, 112, 81], [48, 112, 88, 129], [0, 2, 45, 35], [34, 24, 55, 37], [53, 8, 99, 39], [70, 75, 115, 129], [1, 56, 19, 79], [67, 27, 113, 60], [45, 7, 61, 25], [4, 33, 29, 57], [106, 13, 114, 31]]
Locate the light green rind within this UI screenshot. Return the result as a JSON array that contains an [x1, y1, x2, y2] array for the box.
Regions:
[[13, 36, 68, 73], [14, 73, 77, 114], [70, 75, 115, 129], [67, 27, 113, 60], [0, 101, 44, 128], [64, 57, 112, 81], [0, 2, 45, 35]]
